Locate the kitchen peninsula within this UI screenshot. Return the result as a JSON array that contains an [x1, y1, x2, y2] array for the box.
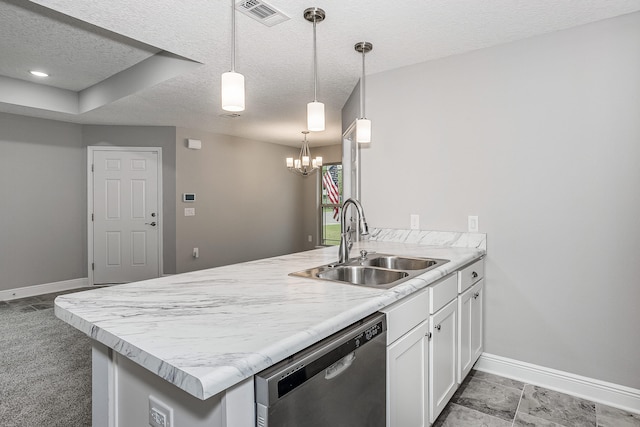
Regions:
[[55, 229, 486, 427]]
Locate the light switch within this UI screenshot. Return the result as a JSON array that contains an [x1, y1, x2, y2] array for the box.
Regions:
[[184, 207, 196, 216]]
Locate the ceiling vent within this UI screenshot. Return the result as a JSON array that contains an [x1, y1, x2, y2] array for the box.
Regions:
[[235, 0, 290, 27]]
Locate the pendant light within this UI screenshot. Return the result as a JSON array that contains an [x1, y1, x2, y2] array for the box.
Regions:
[[355, 42, 372, 143], [304, 7, 326, 132], [286, 131, 323, 176], [221, 0, 245, 112]]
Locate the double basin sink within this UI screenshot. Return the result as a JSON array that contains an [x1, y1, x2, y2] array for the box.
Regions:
[[290, 252, 449, 289]]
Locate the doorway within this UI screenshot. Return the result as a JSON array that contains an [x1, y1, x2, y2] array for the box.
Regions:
[[88, 147, 163, 285]]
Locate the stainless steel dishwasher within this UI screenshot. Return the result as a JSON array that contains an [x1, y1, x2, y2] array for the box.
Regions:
[[255, 312, 387, 427]]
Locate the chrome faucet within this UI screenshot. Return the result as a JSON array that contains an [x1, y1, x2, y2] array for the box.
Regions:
[[338, 198, 369, 264]]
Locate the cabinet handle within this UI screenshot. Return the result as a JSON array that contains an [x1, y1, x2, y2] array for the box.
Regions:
[[426, 332, 432, 339], [472, 271, 478, 279], [473, 292, 480, 299], [435, 324, 442, 331]]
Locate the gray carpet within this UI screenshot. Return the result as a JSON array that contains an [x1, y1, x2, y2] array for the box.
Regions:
[[0, 307, 91, 426]]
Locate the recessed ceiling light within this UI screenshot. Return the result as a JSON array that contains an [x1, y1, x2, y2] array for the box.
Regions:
[[29, 70, 49, 77]]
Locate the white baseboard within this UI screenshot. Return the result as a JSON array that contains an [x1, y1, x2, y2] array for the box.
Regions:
[[475, 353, 640, 415], [0, 277, 89, 301]]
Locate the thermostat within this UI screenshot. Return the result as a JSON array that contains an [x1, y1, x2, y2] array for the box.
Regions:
[[183, 193, 196, 202]]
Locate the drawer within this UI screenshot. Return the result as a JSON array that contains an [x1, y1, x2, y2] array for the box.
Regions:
[[458, 259, 484, 293], [381, 289, 430, 344], [429, 274, 457, 314]]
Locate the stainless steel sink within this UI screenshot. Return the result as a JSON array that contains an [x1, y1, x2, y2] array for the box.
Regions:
[[317, 265, 409, 286], [290, 253, 449, 289], [362, 255, 439, 271]]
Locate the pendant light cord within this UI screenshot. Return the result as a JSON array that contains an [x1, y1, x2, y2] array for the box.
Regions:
[[360, 50, 365, 118], [231, 0, 236, 72], [313, 18, 318, 102]]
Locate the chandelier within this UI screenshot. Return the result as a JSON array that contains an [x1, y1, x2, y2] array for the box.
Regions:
[[286, 131, 323, 176]]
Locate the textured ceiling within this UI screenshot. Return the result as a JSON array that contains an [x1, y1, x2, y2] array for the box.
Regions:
[[1, 0, 639, 146]]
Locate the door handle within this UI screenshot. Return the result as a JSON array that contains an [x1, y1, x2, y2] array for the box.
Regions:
[[145, 221, 157, 226]]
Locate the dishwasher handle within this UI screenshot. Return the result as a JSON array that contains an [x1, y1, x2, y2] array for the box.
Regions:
[[325, 352, 355, 380]]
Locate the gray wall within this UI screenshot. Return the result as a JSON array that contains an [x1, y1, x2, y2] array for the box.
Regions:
[[0, 113, 85, 291], [1, 116, 321, 290], [175, 128, 311, 273], [353, 12, 640, 389], [83, 125, 177, 274]]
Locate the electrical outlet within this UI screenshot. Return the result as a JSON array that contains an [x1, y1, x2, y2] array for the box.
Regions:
[[308, 235, 313, 242], [184, 207, 195, 216], [193, 247, 199, 258], [410, 214, 420, 230], [149, 395, 173, 427], [468, 215, 479, 232]]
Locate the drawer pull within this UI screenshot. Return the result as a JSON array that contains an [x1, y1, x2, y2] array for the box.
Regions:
[[435, 324, 442, 331], [472, 271, 478, 279], [426, 332, 432, 339]]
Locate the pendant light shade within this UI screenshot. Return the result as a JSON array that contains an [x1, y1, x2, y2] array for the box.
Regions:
[[356, 118, 371, 143], [355, 42, 373, 144], [222, 0, 245, 112], [221, 71, 245, 112], [307, 101, 325, 132], [304, 7, 326, 132]]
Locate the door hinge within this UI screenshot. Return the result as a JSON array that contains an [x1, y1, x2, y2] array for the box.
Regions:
[[92, 263, 95, 271], [91, 164, 94, 172], [91, 213, 94, 221]]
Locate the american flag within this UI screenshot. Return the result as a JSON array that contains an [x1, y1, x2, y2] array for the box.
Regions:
[[323, 166, 341, 221]]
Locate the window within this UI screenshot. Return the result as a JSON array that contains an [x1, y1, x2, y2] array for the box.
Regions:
[[320, 164, 343, 246]]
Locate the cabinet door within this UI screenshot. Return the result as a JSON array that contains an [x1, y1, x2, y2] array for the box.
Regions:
[[458, 284, 473, 383], [458, 280, 485, 383], [470, 280, 484, 365], [387, 321, 429, 427], [429, 299, 457, 424]]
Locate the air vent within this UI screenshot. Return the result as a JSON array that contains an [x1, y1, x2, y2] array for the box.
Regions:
[[236, 0, 290, 27]]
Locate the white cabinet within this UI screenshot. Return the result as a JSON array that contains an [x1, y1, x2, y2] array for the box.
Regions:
[[382, 290, 430, 427], [387, 321, 429, 427], [458, 279, 484, 382], [382, 257, 485, 426], [457, 258, 485, 384], [428, 298, 458, 424]]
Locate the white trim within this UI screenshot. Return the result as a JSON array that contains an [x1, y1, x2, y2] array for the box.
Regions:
[[87, 146, 164, 285], [0, 278, 88, 301], [475, 353, 640, 415]]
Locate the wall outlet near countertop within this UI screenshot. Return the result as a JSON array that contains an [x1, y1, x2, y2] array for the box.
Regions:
[[410, 214, 420, 230], [468, 215, 479, 232]]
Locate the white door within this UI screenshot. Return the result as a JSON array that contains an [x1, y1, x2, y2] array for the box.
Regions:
[[91, 148, 161, 284]]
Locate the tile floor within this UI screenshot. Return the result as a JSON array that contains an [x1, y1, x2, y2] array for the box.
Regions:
[[435, 370, 640, 427], [3, 290, 640, 427]]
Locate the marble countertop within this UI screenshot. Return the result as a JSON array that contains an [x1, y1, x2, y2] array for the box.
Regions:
[[55, 234, 485, 400]]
